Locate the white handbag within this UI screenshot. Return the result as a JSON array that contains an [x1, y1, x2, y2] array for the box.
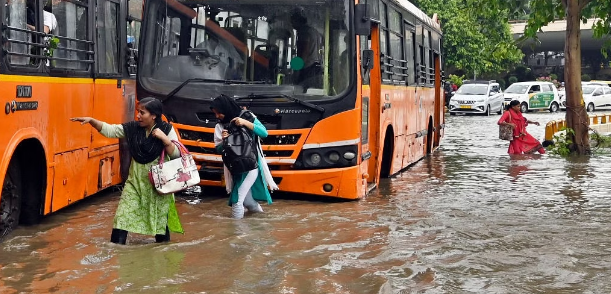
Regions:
[[149, 140, 200, 194]]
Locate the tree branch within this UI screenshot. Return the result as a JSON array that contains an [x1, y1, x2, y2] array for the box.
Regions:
[[579, 0, 592, 10]]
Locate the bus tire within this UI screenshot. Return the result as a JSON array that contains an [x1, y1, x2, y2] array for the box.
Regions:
[[380, 127, 394, 178], [1, 157, 23, 240], [426, 118, 434, 154]]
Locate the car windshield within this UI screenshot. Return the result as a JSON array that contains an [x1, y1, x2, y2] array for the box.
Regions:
[[583, 86, 596, 94], [456, 84, 488, 95], [505, 84, 529, 94], [139, 0, 350, 100]]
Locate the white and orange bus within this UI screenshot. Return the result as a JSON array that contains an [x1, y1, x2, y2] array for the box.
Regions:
[[0, 0, 143, 239], [136, 0, 444, 199]]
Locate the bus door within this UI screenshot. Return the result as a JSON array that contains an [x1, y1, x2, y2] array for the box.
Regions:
[[360, 22, 382, 192], [91, 0, 128, 189]]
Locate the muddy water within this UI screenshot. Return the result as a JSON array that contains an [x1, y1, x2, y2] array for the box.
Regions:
[[3, 112, 611, 293]]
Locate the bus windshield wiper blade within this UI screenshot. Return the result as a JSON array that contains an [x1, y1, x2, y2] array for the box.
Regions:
[[165, 79, 266, 101], [234, 93, 325, 112]]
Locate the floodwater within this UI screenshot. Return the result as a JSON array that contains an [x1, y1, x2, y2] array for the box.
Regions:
[[4, 111, 611, 294]]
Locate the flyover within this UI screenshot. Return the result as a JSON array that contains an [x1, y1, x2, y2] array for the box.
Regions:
[[510, 19, 605, 54]]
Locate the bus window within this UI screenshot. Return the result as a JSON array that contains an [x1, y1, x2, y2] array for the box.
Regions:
[[4, 0, 39, 66], [388, 8, 405, 85], [360, 35, 371, 85], [52, 0, 91, 70], [127, 0, 143, 75], [140, 1, 351, 99], [405, 24, 415, 85], [423, 28, 430, 85], [96, 0, 120, 74]]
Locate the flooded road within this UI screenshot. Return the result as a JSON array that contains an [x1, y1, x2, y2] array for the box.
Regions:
[[4, 111, 611, 293]]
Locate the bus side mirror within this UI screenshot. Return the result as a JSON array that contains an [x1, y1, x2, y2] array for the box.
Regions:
[[354, 4, 371, 36], [362, 49, 374, 70]]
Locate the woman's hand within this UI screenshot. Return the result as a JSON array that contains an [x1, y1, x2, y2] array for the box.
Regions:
[[232, 117, 245, 127], [532, 121, 540, 126], [507, 122, 516, 129], [70, 117, 93, 125], [231, 117, 253, 130], [222, 130, 229, 139], [151, 128, 170, 145]]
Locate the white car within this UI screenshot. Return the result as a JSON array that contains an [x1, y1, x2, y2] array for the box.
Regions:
[[560, 85, 611, 112], [448, 81, 504, 115], [503, 81, 560, 113]]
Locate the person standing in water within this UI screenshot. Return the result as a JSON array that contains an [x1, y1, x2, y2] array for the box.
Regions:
[[70, 97, 184, 244]]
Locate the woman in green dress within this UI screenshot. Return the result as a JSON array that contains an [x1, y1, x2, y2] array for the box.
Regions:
[[70, 97, 183, 244]]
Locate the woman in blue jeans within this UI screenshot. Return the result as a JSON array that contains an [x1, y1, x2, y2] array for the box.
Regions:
[[211, 95, 278, 219]]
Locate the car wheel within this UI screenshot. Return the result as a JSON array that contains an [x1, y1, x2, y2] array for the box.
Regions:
[[520, 103, 528, 113], [549, 102, 559, 113], [497, 103, 503, 114], [449, 112, 456, 116], [485, 105, 490, 116], [587, 103, 595, 112]]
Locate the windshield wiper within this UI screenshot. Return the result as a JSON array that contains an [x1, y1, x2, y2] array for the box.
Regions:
[[234, 93, 325, 112], [165, 78, 266, 101]]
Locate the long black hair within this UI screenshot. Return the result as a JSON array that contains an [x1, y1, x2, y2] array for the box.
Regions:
[[505, 100, 520, 111], [139, 97, 164, 124]]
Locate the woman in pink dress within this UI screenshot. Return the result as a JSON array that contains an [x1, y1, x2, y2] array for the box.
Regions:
[[498, 100, 546, 154]]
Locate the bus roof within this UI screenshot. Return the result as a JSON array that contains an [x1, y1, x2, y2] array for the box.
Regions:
[[395, 0, 441, 32]]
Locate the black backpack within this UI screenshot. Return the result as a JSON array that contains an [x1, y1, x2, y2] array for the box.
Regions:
[[221, 110, 259, 174]]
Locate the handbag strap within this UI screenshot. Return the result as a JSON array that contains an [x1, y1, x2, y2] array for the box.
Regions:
[[159, 140, 191, 166]]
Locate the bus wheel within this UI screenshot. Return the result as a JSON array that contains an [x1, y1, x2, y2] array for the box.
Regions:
[[1, 158, 23, 240]]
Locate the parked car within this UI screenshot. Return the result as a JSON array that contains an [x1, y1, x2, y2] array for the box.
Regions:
[[585, 81, 611, 87], [448, 80, 504, 116], [560, 85, 611, 112], [502, 81, 560, 113]]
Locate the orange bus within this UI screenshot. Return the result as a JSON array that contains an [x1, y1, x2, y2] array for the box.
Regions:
[[0, 0, 143, 239], [137, 0, 444, 199]]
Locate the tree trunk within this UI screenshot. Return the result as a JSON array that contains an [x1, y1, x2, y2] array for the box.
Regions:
[[564, 0, 590, 154]]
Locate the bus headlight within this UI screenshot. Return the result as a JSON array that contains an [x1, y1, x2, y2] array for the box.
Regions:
[[343, 152, 356, 160], [295, 145, 358, 170], [328, 152, 340, 162], [310, 153, 322, 166]]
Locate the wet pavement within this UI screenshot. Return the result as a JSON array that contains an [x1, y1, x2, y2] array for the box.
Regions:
[[3, 111, 611, 293]]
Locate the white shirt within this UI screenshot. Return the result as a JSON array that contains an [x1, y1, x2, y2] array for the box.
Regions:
[[43, 11, 57, 34]]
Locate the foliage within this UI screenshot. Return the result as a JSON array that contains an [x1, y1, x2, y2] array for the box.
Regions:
[[448, 74, 465, 87], [508, 76, 518, 85], [510, 65, 536, 82], [536, 75, 560, 88], [44, 36, 59, 58], [547, 127, 574, 157], [498, 79, 506, 89], [591, 131, 611, 150], [414, 0, 523, 77], [550, 73, 558, 81], [581, 74, 591, 81]]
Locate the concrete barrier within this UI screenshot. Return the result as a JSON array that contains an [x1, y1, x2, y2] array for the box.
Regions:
[[545, 113, 611, 141]]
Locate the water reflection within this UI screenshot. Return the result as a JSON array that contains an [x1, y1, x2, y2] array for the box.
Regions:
[[3, 112, 611, 293]]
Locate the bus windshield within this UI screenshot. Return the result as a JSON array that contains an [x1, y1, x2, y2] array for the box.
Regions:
[[139, 0, 351, 100]]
